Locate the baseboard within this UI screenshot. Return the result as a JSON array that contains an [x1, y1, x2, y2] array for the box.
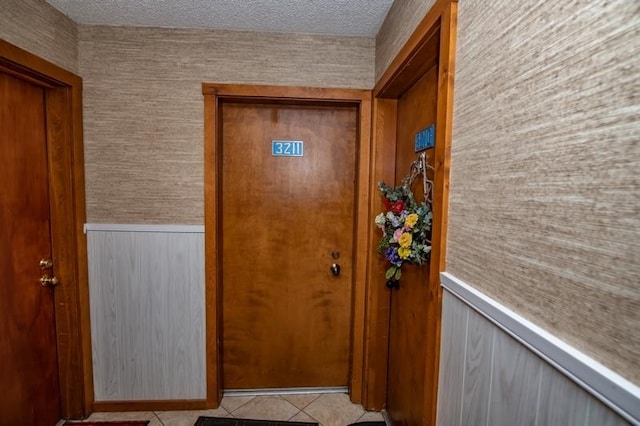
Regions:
[[223, 387, 349, 397], [92, 399, 213, 412], [84, 223, 204, 233]]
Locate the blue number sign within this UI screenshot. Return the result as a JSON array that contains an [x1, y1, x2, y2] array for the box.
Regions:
[[272, 140, 303, 157], [414, 124, 435, 152]]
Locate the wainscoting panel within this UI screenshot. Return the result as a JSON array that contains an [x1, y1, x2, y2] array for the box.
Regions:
[[461, 309, 493, 426], [435, 292, 467, 426], [488, 328, 541, 426], [86, 224, 205, 401], [437, 273, 637, 426]]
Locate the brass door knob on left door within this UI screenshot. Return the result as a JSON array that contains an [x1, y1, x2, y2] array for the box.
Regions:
[[40, 275, 59, 287], [39, 258, 53, 269]]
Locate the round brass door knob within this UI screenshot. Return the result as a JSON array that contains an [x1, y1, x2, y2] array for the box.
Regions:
[[40, 275, 59, 287]]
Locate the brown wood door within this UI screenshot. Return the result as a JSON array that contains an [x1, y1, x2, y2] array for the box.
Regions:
[[386, 67, 439, 425], [220, 102, 357, 389], [0, 71, 61, 425]]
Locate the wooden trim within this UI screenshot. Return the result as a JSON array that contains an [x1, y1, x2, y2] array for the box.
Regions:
[[368, 0, 458, 421], [84, 223, 204, 233], [202, 83, 370, 102], [203, 84, 371, 406], [93, 400, 210, 412], [361, 98, 397, 410], [349, 98, 373, 403], [0, 40, 90, 418], [423, 3, 457, 425], [374, 0, 456, 98], [203, 92, 222, 408]]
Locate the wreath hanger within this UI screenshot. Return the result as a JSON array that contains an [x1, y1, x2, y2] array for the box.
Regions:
[[401, 151, 435, 205]]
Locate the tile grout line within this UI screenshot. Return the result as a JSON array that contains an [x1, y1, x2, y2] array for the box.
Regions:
[[224, 394, 257, 417], [152, 411, 165, 426], [287, 392, 323, 422]]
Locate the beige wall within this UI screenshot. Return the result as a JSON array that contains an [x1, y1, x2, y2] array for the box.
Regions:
[[375, 0, 436, 80], [376, 0, 639, 383], [0, 0, 78, 73], [79, 25, 374, 223]]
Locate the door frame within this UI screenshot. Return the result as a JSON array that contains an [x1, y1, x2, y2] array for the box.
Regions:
[[363, 0, 458, 420], [202, 84, 372, 406], [0, 40, 92, 418]]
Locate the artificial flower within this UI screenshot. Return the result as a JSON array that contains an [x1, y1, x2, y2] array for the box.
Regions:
[[376, 181, 432, 286], [398, 232, 412, 248], [391, 200, 405, 213], [398, 247, 411, 259], [404, 213, 419, 228]]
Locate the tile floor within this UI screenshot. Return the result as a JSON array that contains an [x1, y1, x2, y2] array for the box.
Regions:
[[58, 393, 385, 426]]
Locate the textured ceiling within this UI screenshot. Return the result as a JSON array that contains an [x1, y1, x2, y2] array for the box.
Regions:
[[45, 0, 394, 36]]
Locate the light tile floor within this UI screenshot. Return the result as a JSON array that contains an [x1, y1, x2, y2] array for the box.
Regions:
[[59, 393, 385, 426]]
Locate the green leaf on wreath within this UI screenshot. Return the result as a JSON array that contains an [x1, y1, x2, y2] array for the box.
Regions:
[[394, 268, 402, 280], [385, 266, 396, 279]]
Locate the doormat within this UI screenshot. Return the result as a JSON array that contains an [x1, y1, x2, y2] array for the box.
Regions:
[[63, 422, 149, 426], [194, 417, 317, 426]]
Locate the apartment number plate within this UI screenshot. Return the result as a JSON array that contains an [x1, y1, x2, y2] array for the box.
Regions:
[[272, 140, 303, 157], [415, 124, 435, 152]]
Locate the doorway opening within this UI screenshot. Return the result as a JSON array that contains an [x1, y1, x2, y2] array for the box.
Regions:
[[0, 40, 91, 420], [362, 0, 458, 424], [203, 84, 372, 407]]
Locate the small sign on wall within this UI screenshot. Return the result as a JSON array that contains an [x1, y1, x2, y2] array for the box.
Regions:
[[415, 125, 435, 152], [272, 140, 304, 157]]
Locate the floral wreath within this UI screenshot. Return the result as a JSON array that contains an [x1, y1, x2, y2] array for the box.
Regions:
[[374, 153, 433, 288]]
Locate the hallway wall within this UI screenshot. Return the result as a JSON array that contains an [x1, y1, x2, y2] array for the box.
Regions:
[[0, 0, 78, 73], [79, 25, 374, 224], [375, 0, 436, 80], [376, 0, 639, 423]]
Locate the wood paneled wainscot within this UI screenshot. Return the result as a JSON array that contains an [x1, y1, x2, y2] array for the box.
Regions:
[[86, 224, 206, 406], [437, 273, 637, 426]]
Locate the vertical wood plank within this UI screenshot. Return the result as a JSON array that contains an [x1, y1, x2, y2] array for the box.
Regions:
[[350, 96, 373, 404], [361, 97, 396, 410], [488, 329, 542, 426], [461, 308, 494, 426], [537, 363, 590, 426], [587, 397, 632, 426], [88, 230, 205, 401], [436, 291, 468, 426], [425, 3, 458, 423], [203, 91, 222, 407]]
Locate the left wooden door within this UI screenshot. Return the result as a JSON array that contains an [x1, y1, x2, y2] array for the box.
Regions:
[[0, 71, 61, 425]]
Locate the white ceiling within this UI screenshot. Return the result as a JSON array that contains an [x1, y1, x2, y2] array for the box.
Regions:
[[45, 0, 395, 37]]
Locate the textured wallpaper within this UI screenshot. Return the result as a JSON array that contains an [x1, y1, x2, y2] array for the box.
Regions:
[[0, 0, 78, 73], [446, 0, 639, 382], [375, 0, 436, 81], [79, 25, 374, 224]]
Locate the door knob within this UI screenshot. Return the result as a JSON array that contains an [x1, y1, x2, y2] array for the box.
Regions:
[[39, 258, 53, 269], [40, 275, 59, 287], [330, 263, 341, 276]]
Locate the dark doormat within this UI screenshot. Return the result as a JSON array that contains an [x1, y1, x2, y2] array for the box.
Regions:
[[194, 417, 317, 426], [63, 422, 149, 426]]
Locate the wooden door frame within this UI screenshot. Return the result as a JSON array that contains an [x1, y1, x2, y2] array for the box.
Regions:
[[202, 84, 372, 407], [362, 0, 458, 421], [0, 40, 92, 418]]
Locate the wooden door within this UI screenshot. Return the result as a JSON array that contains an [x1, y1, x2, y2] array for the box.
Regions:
[[220, 102, 357, 389], [0, 72, 61, 425], [386, 67, 439, 425]]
